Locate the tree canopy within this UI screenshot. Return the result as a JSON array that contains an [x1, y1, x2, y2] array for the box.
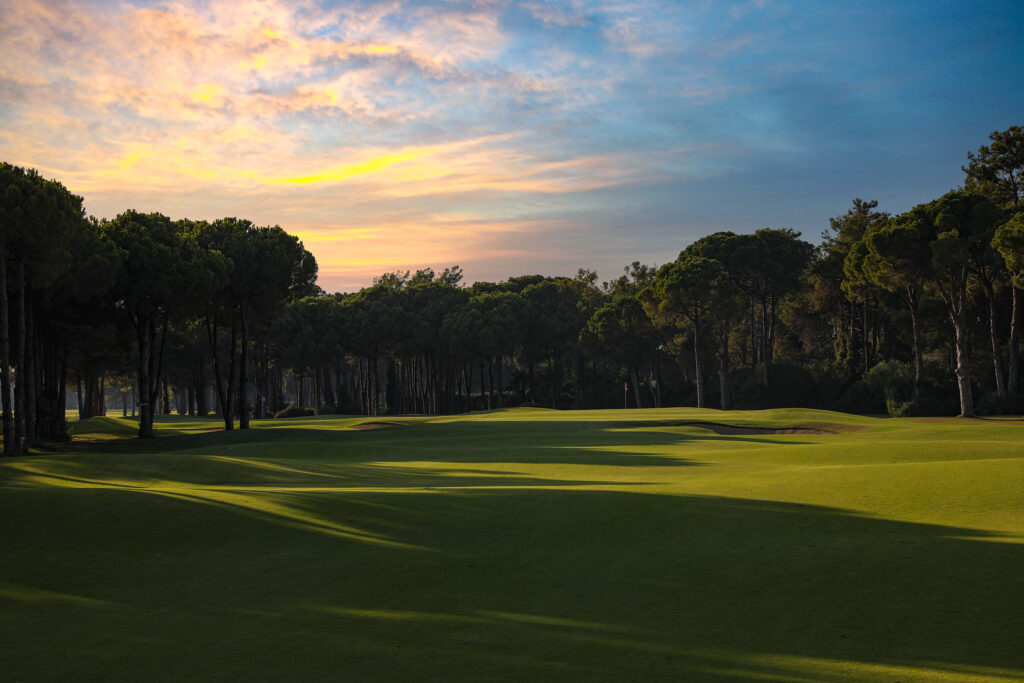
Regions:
[[2, 124, 1023, 444]]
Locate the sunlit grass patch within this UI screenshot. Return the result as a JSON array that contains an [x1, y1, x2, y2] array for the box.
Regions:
[[1, 407, 1021, 680]]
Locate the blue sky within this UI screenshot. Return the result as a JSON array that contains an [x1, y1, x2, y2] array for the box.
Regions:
[[1, 0, 1021, 290]]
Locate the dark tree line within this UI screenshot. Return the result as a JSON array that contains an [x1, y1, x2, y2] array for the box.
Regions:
[[1, 125, 1022, 450], [0, 173, 318, 452]]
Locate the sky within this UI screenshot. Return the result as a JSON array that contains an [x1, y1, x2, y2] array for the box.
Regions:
[[1, 0, 1022, 292]]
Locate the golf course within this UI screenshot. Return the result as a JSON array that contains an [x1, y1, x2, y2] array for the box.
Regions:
[[1, 408, 1022, 681]]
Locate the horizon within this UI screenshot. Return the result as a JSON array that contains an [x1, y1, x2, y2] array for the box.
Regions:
[[2, 0, 1022, 292]]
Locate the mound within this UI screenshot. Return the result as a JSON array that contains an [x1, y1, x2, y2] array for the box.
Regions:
[[683, 421, 828, 435], [351, 422, 398, 430]]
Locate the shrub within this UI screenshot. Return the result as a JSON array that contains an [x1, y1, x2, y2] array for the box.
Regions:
[[832, 361, 963, 417], [830, 378, 885, 415], [904, 375, 960, 417], [886, 398, 913, 418], [975, 392, 1024, 416], [731, 364, 822, 410], [863, 361, 915, 416]]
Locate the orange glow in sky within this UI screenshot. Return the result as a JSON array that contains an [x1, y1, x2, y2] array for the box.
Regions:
[[2, 0, 1021, 291]]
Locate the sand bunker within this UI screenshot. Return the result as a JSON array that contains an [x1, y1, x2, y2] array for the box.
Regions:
[[351, 422, 397, 430], [679, 422, 827, 435]]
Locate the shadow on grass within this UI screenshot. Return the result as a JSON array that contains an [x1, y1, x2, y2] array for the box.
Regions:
[[34, 420, 747, 475], [54, 416, 819, 456], [6, 415, 1021, 678], [0, 479, 1021, 680], [3, 459, 658, 494]]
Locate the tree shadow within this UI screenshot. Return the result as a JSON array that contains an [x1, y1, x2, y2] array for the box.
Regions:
[[0, 450, 671, 492], [33, 420, 737, 473], [51, 416, 820, 457], [0, 482, 1020, 680]]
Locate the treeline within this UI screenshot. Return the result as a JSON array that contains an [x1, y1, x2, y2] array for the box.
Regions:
[[1, 126, 1021, 449], [0, 167, 317, 454]]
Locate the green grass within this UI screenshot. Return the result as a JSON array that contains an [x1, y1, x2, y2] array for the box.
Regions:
[[2, 407, 1022, 681]]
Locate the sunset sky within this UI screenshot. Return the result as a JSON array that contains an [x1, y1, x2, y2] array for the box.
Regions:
[[2, 0, 1022, 292]]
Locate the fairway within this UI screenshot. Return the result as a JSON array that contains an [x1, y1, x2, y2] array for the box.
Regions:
[[1, 408, 1022, 681]]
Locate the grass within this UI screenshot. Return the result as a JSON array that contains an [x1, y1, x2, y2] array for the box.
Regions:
[[1, 407, 1022, 681]]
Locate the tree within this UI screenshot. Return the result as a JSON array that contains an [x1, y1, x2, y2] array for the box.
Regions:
[[964, 125, 1023, 209], [965, 126, 1024, 395], [469, 290, 522, 409], [912, 192, 1005, 416], [190, 218, 316, 429], [103, 212, 201, 437], [274, 296, 343, 414], [857, 215, 931, 394], [994, 213, 1024, 283], [687, 230, 813, 387], [520, 278, 590, 408], [993, 212, 1024, 394], [643, 256, 737, 408], [0, 163, 94, 452], [585, 294, 659, 408], [832, 200, 891, 375]]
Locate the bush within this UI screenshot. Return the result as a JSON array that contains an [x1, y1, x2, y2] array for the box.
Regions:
[[904, 375, 960, 417], [830, 378, 885, 415], [731, 363, 822, 410], [864, 361, 915, 417], [975, 392, 1024, 416], [831, 362, 963, 417], [885, 398, 913, 418], [273, 404, 314, 419]]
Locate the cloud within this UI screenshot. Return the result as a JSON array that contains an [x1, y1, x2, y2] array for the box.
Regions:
[[522, 2, 590, 27], [4, 0, 1018, 291]]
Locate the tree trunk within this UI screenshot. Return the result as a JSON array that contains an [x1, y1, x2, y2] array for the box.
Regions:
[[759, 298, 770, 388], [718, 326, 731, 411], [322, 365, 336, 412], [83, 376, 94, 418], [749, 300, 757, 367], [694, 321, 705, 408], [629, 367, 642, 409], [313, 367, 321, 416], [849, 301, 857, 376], [0, 259, 11, 456], [137, 315, 155, 438], [550, 355, 559, 410], [1009, 286, 1021, 395], [954, 310, 974, 417], [225, 323, 238, 429], [268, 365, 283, 415], [197, 374, 207, 417], [161, 379, 170, 415], [906, 286, 922, 397], [941, 275, 974, 418], [238, 305, 250, 429], [497, 357, 505, 409], [25, 297, 36, 443], [207, 317, 234, 429], [92, 375, 105, 417], [481, 360, 490, 410], [984, 282, 1007, 397], [151, 319, 168, 420], [871, 299, 879, 366], [862, 300, 869, 373], [648, 363, 661, 409]]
